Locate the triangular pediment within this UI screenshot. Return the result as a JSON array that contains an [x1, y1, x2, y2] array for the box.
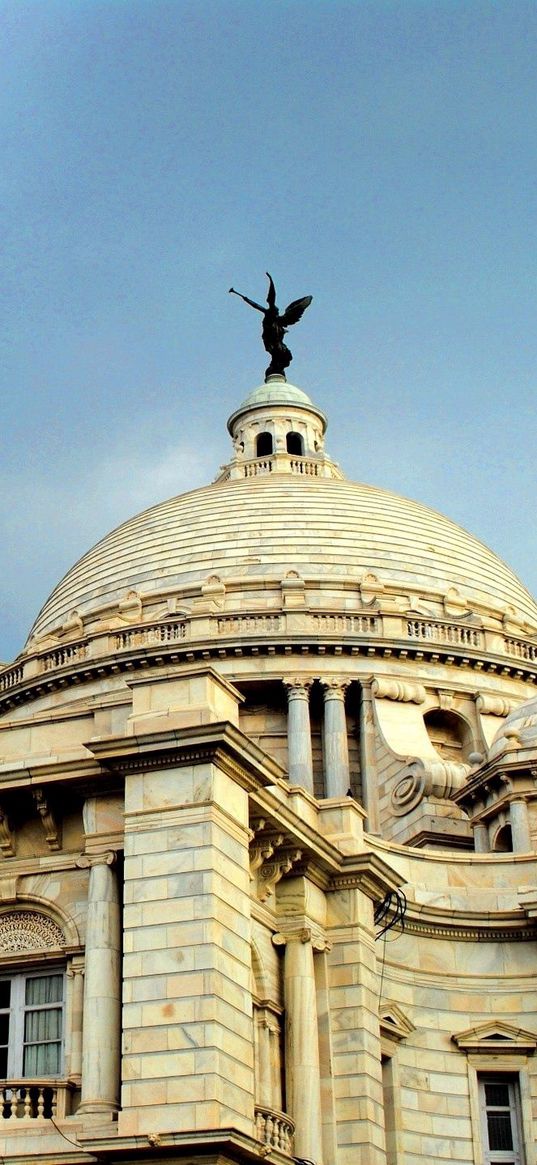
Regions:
[[453, 1020, 537, 1055], [379, 1000, 415, 1042]]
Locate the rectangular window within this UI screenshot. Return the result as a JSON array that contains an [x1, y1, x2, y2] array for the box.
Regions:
[[0, 971, 64, 1078], [479, 1074, 524, 1165]]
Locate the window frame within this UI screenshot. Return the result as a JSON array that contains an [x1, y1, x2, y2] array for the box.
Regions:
[[0, 967, 65, 1080], [478, 1073, 524, 1165]]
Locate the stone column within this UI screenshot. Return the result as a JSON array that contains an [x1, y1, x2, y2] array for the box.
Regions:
[[473, 821, 489, 853], [510, 798, 532, 852], [359, 680, 380, 832], [66, 958, 85, 1083], [274, 928, 324, 1164], [284, 679, 314, 792], [322, 679, 351, 797], [78, 853, 121, 1113]]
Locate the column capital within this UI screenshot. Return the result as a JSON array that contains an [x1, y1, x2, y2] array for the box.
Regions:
[[273, 926, 331, 952], [321, 676, 352, 699], [76, 850, 116, 869], [283, 677, 314, 698]]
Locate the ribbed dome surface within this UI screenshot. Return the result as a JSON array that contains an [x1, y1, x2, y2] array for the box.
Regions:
[[29, 475, 537, 641]]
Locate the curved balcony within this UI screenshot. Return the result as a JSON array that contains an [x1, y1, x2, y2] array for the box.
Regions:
[[255, 1105, 295, 1155]]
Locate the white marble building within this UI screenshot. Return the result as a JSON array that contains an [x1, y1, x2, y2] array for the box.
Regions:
[[0, 374, 536, 1165]]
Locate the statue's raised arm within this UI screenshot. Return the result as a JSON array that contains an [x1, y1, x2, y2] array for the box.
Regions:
[[229, 273, 312, 380]]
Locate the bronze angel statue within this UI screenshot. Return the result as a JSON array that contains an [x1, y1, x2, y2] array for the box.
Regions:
[[229, 273, 312, 379]]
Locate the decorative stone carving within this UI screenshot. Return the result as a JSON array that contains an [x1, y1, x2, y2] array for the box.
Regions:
[[281, 571, 306, 609], [250, 835, 284, 876], [0, 804, 15, 857], [443, 587, 468, 618], [360, 571, 384, 605], [476, 693, 517, 717], [258, 849, 302, 902], [372, 677, 426, 704], [0, 909, 64, 952], [392, 758, 470, 815], [33, 788, 61, 851], [118, 589, 143, 620]]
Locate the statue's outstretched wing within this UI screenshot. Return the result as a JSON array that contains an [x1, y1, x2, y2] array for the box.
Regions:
[[280, 295, 313, 327], [265, 273, 277, 309]]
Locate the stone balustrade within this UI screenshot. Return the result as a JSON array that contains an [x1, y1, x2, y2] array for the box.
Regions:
[[1, 1080, 73, 1121], [255, 1105, 295, 1154], [406, 618, 483, 648], [1, 610, 536, 703]]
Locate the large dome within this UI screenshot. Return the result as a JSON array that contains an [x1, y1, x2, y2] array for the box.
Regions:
[[29, 473, 537, 642]]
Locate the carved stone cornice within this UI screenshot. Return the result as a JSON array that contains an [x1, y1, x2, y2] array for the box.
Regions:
[[401, 902, 537, 942], [331, 852, 403, 901], [88, 721, 285, 792]]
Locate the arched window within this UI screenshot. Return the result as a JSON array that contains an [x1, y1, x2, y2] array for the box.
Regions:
[[0, 908, 79, 1121], [256, 432, 273, 456], [286, 431, 303, 455], [493, 823, 513, 852]]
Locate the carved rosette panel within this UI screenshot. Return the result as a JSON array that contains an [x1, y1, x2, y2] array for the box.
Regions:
[[0, 909, 64, 952]]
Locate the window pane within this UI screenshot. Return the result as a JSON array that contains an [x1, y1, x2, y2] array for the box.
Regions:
[[487, 1112, 514, 1151], [0, 981, 11, 1008], [0, 1013, 9, 1043], [24, 1040, 61, 1077], [485, 1082, 510, 1107], [25, 975, 63, 1006], [0, 1046, 7, 1076], [25, 1007, 62, 1044]]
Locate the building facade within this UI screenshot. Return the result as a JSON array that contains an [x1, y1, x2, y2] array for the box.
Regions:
[[1, 374, 536, 1165]]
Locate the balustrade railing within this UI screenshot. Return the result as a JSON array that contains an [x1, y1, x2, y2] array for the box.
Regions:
[[0, 665, 23, 692], [216, 614, 283, 635], [255, 1105, 295, 1155], [406, 619, 483, 648], [505, 637, 537, 662], [3, 611, 537, 695], [312, 613, 380, 635], [114, 621, 187, 651], [41, 643, 88, 671], [1, 1080, 72, 1120]]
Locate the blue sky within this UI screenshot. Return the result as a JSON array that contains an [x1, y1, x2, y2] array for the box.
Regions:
[[2, 0, 537, 660]]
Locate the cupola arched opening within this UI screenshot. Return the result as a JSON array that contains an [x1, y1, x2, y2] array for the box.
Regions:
[[286, 431, 303, 455], [424, 709, 472, 763], [256, 432, 273, 457]]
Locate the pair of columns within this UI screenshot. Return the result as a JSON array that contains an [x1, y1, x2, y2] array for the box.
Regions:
[[474, 796, 532, 853], [285, 677, 350, 797]]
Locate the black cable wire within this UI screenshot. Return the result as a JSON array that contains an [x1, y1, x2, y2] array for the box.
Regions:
[[374, 888, 407, 940]]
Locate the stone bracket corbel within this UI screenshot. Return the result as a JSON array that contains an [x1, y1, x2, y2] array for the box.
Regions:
[[257, 848, 303, 902], [249, 834, 284, 876], [33, 788, 61, 851], [0, 803, 15, 857]]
